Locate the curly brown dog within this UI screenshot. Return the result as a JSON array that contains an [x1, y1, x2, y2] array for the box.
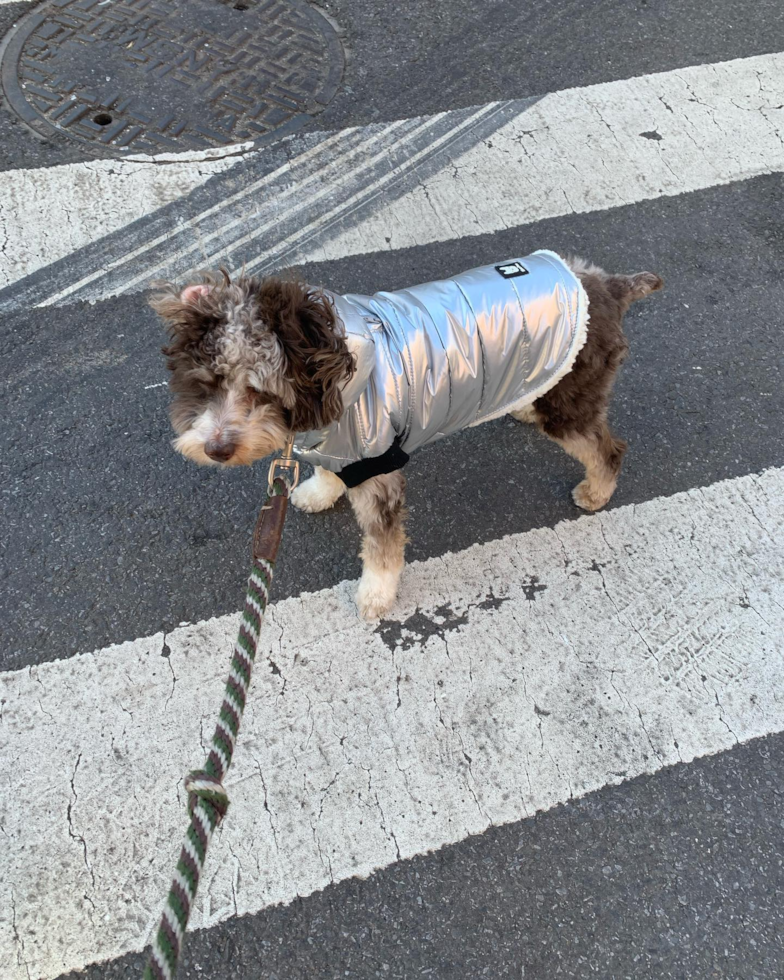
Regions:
[[152, 256, 662, 619]]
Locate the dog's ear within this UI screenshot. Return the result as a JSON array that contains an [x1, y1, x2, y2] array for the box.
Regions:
[[258, 280, 355, 432], [180, 283, 211, 305], [174, 268, 230, 308], [150, 278, 225, 366], [149, 280, 216, 327]]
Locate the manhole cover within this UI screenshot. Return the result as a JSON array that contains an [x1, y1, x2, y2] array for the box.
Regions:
[[0, 0, 344, 157]]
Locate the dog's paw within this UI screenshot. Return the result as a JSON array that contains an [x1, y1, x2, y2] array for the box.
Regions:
[[291, 473, 345, 513], [356, 567, 399, 621], [572, 479, 614, 512]]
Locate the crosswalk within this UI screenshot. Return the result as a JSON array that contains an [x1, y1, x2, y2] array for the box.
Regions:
[[5, 469, 783, 977], [1, 7, 783, 980]]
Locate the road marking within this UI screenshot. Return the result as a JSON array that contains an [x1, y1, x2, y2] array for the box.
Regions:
[[0, 153, 248, 290], [271, 51, 784, 274], [0, 51, 781, 313], [0, 100, 515, 310], [2, 466, 782, 979], [109, 105, 497, 300]]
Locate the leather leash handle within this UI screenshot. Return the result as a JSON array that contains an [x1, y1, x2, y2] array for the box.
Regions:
[[252, 482, 290, 563], [254, 434, 298, 562]]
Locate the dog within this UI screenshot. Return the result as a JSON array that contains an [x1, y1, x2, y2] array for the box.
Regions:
[[152, 252, 662, 620]]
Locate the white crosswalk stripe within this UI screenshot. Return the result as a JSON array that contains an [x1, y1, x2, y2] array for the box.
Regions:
[[258, 53, 784, 272], [2, 467, 782, 979], [1, 52, 782, 307], [0, 151, 249, 291]]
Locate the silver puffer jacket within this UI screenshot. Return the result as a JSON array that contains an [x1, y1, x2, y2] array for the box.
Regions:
[[294, 250, 588, 478]]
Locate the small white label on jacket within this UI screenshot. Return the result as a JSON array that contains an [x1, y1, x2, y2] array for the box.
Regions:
[[495, 261, 529, 278]]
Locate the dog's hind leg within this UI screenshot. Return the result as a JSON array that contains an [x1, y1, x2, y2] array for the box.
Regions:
[[291, 465, 346, 513], [547, 421, 627, 511], [348, 471, 407, 620], [524, 261, 643, 511]]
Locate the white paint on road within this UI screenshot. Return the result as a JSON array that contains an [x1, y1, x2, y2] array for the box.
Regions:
[[0, 154, 247, 289], [1, 467, 782, 979], [2, 52, 783, 305], [286, 52, 784, 271]]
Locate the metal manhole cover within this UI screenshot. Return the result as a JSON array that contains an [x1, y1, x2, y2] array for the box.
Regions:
[[0, 0, 344, 157]]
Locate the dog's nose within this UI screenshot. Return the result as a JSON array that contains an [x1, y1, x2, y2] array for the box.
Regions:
[[204, 440, 236, 463]]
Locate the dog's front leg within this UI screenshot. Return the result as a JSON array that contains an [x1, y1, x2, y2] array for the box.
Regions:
[[348, 471, 407, 621]]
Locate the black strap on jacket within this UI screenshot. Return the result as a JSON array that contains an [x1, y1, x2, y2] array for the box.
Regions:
[[336, 437, 410, 488]]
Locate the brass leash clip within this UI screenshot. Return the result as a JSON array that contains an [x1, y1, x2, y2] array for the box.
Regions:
[[267, 435, 300, 494]]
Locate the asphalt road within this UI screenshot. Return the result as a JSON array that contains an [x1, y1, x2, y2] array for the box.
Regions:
[[1, 0, 783, 977], [2, 0, 784, 171], [3, 175, 784, 671]]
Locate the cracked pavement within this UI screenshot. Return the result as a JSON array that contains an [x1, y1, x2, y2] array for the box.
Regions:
[[2, 468, 782, 977]]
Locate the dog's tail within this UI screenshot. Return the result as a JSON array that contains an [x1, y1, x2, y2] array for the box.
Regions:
[[612, 271, 664, 306]]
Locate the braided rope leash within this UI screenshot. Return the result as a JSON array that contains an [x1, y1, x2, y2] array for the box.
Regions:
[[144, 445, 299, 980]]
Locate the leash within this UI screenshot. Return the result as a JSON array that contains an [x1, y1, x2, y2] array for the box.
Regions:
[[143, 437, 299, 980]]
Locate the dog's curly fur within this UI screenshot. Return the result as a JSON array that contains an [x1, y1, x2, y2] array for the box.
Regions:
[[152, 271, 354, 466], [151, 260, 662, 619]]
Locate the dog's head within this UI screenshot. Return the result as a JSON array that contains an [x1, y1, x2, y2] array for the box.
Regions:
[[151, 271, 355, 466]]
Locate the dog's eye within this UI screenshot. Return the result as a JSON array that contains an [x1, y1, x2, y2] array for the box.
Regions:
[[176, 366, 218, 396], [246, 387, 276, 409]]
